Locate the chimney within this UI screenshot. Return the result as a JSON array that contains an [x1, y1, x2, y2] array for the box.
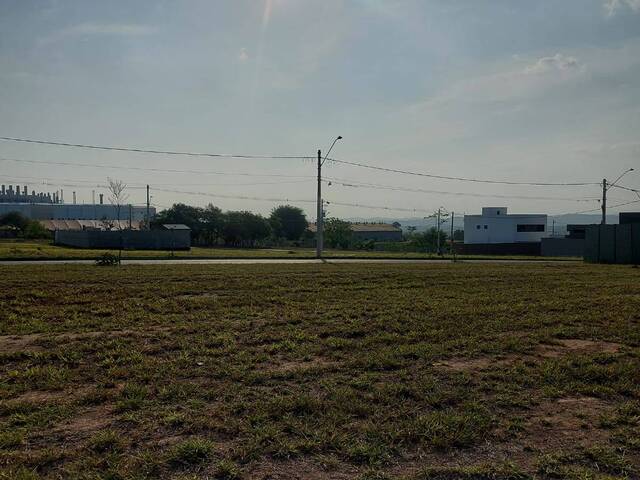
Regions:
[[99, 193, 104, 205], [1, 185, 4, 195], [73, 191, 76, 204], [60, 189, 64, 203], [24, 186, 28, 196]]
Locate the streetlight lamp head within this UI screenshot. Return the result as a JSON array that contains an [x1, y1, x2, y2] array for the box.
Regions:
[[337, 136, 343, 140]]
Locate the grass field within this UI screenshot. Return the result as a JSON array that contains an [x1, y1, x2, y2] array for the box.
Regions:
[[0, 263, 638, 479], [0, 240, 574, 262]]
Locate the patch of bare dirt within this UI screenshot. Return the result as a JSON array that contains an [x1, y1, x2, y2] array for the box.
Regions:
[[52, 405, 114, 440], [0, 327, 174, 353], [522, 396, 612, 450], [433, 338, 623, 373], [535, 339, 621, 358]]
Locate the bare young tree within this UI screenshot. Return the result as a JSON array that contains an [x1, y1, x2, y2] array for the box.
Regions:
[[107, 178, 129, 263], [107, 178, 129, 231]]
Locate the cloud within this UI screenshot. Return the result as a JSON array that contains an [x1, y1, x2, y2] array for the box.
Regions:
[[412, 53, 585, 110], [524, 53, 582, 74], [238, 47, 249, 62], [604, 0, 640, 16]]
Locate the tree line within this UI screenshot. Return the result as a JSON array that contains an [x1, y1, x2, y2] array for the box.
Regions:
[[151, 203, 309, 247]]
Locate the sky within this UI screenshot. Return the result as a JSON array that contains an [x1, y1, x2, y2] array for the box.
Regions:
[[1, 0, 639, 220]]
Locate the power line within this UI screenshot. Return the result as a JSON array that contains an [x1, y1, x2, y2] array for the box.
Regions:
[[0, 157, 313, 178], [324, 176, 600, 202], [327, 158, 599, 186], [1, 135, 598, 186], [0, 136, 313, 159], [0, 174, 312, 189], [560, 199, 640, 216]]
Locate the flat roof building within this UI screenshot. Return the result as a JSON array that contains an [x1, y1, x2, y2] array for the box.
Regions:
[[464, 207, 548, 245]]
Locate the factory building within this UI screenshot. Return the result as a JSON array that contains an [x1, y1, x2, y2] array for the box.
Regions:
[[0, 203, 154, 222], [0, 183, 154, 225]]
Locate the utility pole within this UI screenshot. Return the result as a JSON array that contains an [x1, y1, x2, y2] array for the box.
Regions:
[[146, 184, 151, 230], [316, 136, 342, 259], [601, 178, 607, 225], [316, 149, 323, 259], [450, 211, 454, 256], [436, 208, 441, 255]]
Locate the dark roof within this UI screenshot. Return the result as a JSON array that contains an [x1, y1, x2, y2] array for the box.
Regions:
[[162, 224, 191, 230]]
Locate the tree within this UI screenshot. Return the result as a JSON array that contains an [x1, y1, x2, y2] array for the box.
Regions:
[[269, 205, 308, 241], [0, 212, 29, 231], [107, 178, 129, 230], [453, 229, 464, 242], [324, 218, 352, 249], [222, 211, 271, 247], [408, 227, 447, 253], [0, 212, 50, 239], [201, 204, 224, 245]]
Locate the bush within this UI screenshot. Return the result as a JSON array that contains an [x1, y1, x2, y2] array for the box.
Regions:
[[96, 253, 120, 266]]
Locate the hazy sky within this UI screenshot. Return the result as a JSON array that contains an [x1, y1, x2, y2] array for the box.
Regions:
[[1, 0, 639, 219]]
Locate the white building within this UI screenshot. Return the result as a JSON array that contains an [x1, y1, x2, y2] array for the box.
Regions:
[[464, 207, 547, 244]]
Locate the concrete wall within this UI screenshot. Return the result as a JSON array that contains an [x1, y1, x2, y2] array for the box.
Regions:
[[462, 242, 541, 256], [54, 230, 190, 250], [584, 223, 640, 264], [541, 238, 585, 257]]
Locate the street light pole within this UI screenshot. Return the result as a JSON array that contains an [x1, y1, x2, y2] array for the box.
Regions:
[[316, 149, 323, 259], [316, 136, 342, 259]]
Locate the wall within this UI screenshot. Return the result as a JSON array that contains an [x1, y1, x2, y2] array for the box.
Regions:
[[54, 230, 190, 250], [462, 242, 541, 255], [584, 224, 640, 264], [540, 238, 585, 257], [352, 230, 403, 242], [464, 214, 547, 244]]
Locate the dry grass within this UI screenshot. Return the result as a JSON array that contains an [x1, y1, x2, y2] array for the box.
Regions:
[[0, 263, 638, 479]]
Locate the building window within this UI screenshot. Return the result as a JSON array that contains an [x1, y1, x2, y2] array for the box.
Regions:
[[496, 211, 500, 215], [484, 225, 488, 229], [517, 224, 545, 232], [476, 225, 480, 229]]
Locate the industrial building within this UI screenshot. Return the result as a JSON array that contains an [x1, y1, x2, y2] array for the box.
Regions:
[[463, 207, 548, 254], [0, 183, 154, 225], [0, 203, 154, 222]]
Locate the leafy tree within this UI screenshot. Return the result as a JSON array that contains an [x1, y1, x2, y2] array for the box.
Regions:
[[0, 211, 30, 231], [0, 212, 50, 239], [269, 205, 308, 241], [202, 204, 224, 245], [324, 218, 353, 249], [453, 229, 464, 242], [222, 211, 271, 247], [408, 227, 448, 253], [23, 221, 50, 239]]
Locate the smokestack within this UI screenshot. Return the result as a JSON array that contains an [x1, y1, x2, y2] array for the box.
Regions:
[[1, 185, 4, 195], [73, 191, 76, 204], [99, 193, 104, 205], [60, 189, 64, 203], [92, 190, 95, 205], [24, 186, 28, 196]]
